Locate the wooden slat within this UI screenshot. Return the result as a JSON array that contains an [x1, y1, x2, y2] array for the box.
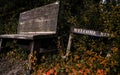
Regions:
[[72, 28, 110, 37], [0, 34, 34, 40]]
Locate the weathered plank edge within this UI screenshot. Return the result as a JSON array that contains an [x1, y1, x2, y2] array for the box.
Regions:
[[72, 28, 110, 37]]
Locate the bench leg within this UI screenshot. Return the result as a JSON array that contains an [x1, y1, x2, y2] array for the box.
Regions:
[[0, 39, 3, 52], [27, 41, 34, 74]]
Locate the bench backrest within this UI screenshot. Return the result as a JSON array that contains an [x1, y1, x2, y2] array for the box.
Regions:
[[18, 1, 59, 34]]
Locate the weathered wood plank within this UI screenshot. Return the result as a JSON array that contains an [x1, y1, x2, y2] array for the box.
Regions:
[[0, 34, 34, 40], [72, 28, 110, 37], [18, 1, 59, 35]]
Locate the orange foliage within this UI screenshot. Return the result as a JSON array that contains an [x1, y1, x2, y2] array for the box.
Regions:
[[72, 68, 77, 75], [96, 69, 106, 75], [112, 47, 118, 52]]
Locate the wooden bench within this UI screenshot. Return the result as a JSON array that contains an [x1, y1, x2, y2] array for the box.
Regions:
[[0, 1, 59, 73]]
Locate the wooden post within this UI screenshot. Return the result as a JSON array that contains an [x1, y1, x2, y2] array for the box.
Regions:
[[66, 33, 73, 56], [28, 40, 34, 74]]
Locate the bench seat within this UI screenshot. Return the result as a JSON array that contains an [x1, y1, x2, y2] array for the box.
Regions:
[[0, 33, 56, 40]]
